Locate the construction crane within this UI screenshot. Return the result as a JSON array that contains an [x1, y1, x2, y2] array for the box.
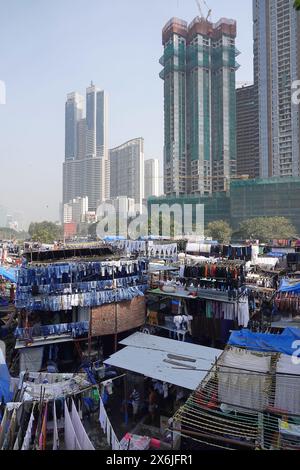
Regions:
[[194, 0, 204, 18], [203, 0, 212, 20], [194, 0, 212, 21]]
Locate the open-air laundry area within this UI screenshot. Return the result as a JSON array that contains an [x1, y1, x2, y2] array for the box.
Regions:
[[172, 328, 300, 450], [0, 238, 300, 450]]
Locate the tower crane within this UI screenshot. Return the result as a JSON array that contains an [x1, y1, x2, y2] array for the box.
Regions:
[[203, 0, 212, 20], [194, 0, 204, 18], [194, 0, 212, 21]]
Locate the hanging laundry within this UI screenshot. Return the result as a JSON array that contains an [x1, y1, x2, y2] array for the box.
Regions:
[[64, 401, 81, 450], [13, 427, 22, 450], [53, 401, 59, 451], [99, 399, 107, 433], [38, 402, 48, 450], [237, 296, 250, 328], [106, 418, 111, 446], [21, 405, 35, 451], [0, 408, 8, 449], [70, 399, 94, 450], [111, 430, 121, 451], [99, 397, 120, 450]]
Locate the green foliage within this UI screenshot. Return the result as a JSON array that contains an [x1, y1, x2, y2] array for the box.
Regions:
[[148, 212, 183, 238], [294, 0, 300, 11], [88, 222, 98, 238], [28, 221, 63, 244], [205, 220, 233, 244], [0, 227, 29, 241], [237, 217, 297, 243]]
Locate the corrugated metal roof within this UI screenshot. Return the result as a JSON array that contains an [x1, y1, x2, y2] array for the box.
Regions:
[[104, 333, 222, 390]]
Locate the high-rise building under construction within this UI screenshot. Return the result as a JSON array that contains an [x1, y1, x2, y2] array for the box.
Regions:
[[160, 16, 239, 196]]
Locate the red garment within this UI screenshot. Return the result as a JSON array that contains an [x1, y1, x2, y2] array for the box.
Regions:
[[38, 403, 48, 450]]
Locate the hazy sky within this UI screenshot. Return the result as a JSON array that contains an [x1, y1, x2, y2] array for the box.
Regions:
[[0, 0, 253, 228]]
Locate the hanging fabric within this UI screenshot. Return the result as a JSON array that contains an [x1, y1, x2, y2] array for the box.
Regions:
[[0, 408, 8, 449], [99, 396, 120, 450], [52, 400, 59, 451], [106, 418, 111, 446], [70, 398, 94, 450], [64, 400, 81, 450], [21, 404, 35, 450], [99, 397, 107, 432], [38, 402, 48, 450]]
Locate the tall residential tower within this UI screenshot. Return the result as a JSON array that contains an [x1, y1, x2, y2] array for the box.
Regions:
[[63, 83, 109, 213], [65, 92, 84, 161], [236, 85, 259, 178], [144, 159, 160, 199], [254, 0, 300, 178], [160, 16, 239, 196], [109, 138, 145, 210]]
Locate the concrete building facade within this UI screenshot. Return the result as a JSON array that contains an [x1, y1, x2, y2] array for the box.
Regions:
[[109, 138, 144, 210], [253, 0, 300, 178]]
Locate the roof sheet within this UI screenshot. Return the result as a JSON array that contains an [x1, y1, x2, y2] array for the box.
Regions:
[[104, 333, 222, 390]]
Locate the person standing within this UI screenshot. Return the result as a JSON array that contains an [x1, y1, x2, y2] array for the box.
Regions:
[[148, 387, 159, 425], [130, 388, 140, 422]]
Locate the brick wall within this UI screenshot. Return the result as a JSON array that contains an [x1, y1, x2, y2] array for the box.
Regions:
[[91, 296, 146, 336]]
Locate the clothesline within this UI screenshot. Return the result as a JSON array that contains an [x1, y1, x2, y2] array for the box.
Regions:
[[16, 284, 147, 311], [1, 388, 100, 450]]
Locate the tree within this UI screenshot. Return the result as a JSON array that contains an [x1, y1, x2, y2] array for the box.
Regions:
[[148, 212, 183, 239], [88, 222, 99, 239], [237, 217, 297, 243], [205, 220, 233, 244], [294, 0, 300, 11], [28, 221, 63, 244], [0, 227, 29, 241]]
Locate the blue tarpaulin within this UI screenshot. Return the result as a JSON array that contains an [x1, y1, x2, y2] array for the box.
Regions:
[[0, 350, 11, 403], [266, 252, 285, 258], [103, 236, 126, 242], [228, 328, 300, 356], [0, 266, 17, 283], [279, 279, 300, 293]]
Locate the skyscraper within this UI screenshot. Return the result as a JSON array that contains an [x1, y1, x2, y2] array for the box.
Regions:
[[144, 159, 160, 199], [65, 92, 84, 161], [254, 0, 300, 178], [160, 16, 239, 196], [236, 85, 259, 178], [109, 138, 144, 209], [63, 83, 109, 213]]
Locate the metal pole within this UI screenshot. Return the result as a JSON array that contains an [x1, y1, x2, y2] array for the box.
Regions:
[[113, 267, 118, 352], [88, 307, 92, 359], [124, 373, 128, 425]]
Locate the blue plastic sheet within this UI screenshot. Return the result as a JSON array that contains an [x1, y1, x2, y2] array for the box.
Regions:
[[267, 252, 285, 257], [278, 279, 300, 293], [0, 266, 17, 283], [228, 328, 300, 356], [103, 236, 126, 241], [0, 351, 11, 403]]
